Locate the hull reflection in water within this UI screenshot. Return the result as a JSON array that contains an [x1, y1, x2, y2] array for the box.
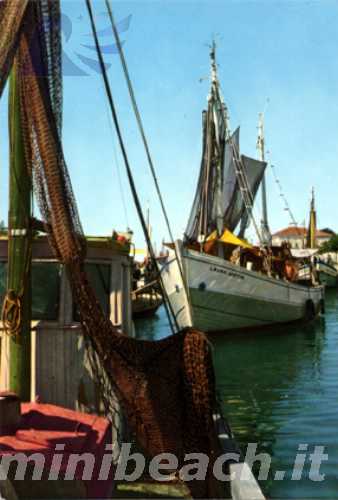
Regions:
[[136, 293, 338, 499]]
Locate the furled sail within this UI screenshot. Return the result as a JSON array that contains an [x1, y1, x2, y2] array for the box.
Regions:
[[185, 115, 267, 241], [185, 91, 228, 241], [184, 43, 267, 243]]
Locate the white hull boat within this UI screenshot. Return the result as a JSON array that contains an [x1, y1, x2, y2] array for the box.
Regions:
[[162, 44, 325, 333], [298, 260, 338, 288], [162, 242, 324, 332], [317, 261, 338, 287]]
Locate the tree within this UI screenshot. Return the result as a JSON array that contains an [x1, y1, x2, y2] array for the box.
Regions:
[[319, 233, 338, 253]]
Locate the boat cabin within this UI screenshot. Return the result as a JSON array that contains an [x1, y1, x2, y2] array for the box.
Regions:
[[0, 232, 133, 412]]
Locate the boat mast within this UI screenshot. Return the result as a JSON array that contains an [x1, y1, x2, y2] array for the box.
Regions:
[[257, 112, 271, 245], [6, 63, 32, 400], [209, 41, 229, 239], [200, 44, 218, 242]]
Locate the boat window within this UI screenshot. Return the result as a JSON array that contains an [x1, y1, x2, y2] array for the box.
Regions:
[[0, 261, 61, 321], [32, 262, 61, 320], [73, 263, 111, 321]]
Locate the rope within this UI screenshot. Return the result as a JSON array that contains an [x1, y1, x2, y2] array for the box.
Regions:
[[2, 289, 22, 337], [104, 0, 189, 298], [85, 0, 178, 333], [270, 162, 305, 240], [5, 64, 32, 339], [101, 82, 130, 229], [104, 0, 175, 246], [2, 239, 31, 338]]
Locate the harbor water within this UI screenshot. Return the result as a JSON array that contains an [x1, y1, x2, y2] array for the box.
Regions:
[[135, 290, 338, 498]]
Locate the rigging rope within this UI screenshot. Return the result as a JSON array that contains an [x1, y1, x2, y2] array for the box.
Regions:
[[113, 140, 130, 231], [269, 161, 305, 240], [104, 0, 175, 246], [104, 0, 189, 298], [103, 91, 130, 229], [85, 0, 178, 334]]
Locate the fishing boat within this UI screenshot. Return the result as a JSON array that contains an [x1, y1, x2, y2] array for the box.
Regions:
[[296, 189, 338, 288], [315, 260, 338, 287], [297, 255, 338, 288], [161, 43, 324, 333]]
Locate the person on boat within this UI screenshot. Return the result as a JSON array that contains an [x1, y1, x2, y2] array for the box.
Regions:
[[230, 247, 241, 265], [132, 262, 142, 290], [310, 256, 320, 285], [284, 259, 299, 282]]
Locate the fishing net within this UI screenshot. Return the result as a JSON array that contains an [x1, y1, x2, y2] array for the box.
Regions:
[[0, 1, 222, 497]]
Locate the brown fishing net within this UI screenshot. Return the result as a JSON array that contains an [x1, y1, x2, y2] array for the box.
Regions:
[[0, 1, 222, 497]]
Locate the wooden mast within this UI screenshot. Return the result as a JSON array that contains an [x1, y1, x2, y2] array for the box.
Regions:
[[209, 41, 227, 239], [7, 62, 32, 400], [257, 112, 271, 245]]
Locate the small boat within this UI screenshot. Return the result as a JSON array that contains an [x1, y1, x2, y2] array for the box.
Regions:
[[315, 260, 338, 287], [132, 281, 162, 318], [296, 255, 338, 288], [161, 43, 324, 333], [298, 257, 338, 288], [132, 259, 162, 318]]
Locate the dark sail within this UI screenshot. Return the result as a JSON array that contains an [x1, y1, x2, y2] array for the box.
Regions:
[[185, 116, 266, 241], [185, 93, 228, 241], [224, 150, 267, 234], [184, 42, 267, 243]]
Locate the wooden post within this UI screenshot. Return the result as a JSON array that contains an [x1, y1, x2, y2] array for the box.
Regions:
[[7, 62, 32, 400]]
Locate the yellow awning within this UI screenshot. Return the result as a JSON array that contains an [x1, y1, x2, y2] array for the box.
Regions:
[[207, 229, 253, 249], [133, 248, 148, 255]]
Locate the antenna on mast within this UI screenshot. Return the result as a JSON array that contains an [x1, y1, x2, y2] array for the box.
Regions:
[[210, 40, 217, 85], [257, 112, 265, 161], [311, 186, 315, 210], [208, 40, 230, 135]]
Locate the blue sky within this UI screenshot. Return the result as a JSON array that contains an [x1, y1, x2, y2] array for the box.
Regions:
[[1, 0, 337, 249]]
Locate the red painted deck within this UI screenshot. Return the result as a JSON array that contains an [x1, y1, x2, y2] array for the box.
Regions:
[[0, 402, 113, 498]]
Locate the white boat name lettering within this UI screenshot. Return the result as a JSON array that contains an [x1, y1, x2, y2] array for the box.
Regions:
[[209, 266, 244, 280]]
